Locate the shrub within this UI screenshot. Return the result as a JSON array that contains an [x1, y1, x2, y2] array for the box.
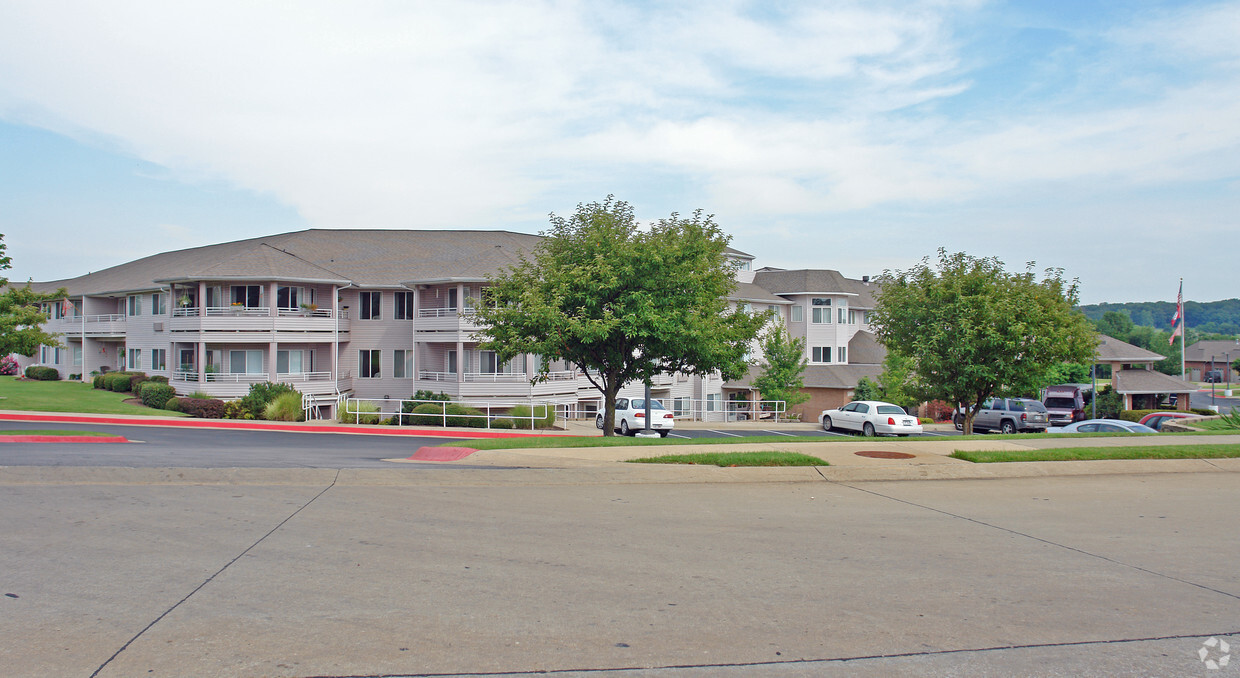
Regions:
[[185, 391, 213, 399], [222, 400, 253, 420], [339, 400, 381, 425], [178, 397, 227, 418], [105, 373, 132, 392], [507, 403, 556, 429], [403, 402, 446, 426], [239, 382, 301, 419], [24, 365, 61, 381], [93, 374, 107, 389], [0, 356, 18, 376], [489, 417, 515, 429], [264, 392, 304, 422], [128, 372, 148, 393], [445, 403, 486, 427], [1190, 408, 1216, 416], [140, 383, 176, 409], [413, 389, 452, 402], [146, 375, 169, 385], [162, 397, 182, 412]]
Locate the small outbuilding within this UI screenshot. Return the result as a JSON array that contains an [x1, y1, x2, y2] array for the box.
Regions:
[[1096, 334, 1196, 411]]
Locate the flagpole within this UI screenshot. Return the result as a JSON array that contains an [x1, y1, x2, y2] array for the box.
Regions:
[[1180, 277, 1185, 381]]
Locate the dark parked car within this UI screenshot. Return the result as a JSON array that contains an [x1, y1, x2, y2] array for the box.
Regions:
[[1204, 370, 1223, 383]]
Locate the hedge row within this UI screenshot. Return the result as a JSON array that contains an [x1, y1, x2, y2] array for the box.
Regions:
[[24, 366, 60, 381]]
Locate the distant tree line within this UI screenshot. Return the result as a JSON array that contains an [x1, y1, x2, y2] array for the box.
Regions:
[[1080, 298, 1240, 336]]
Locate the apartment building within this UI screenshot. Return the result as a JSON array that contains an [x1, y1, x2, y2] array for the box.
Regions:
[[23, 229, 883, 420]]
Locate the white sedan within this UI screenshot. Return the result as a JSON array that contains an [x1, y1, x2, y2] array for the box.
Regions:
[[820, 400, 923, 437], [595, 397, 676, 437]]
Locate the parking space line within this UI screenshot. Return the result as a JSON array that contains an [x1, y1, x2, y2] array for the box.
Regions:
[[760, 430, 797, 437], [667, 433, 691, 439], [705, 430, 742, 437]]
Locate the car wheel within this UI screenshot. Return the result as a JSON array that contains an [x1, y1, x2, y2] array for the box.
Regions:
[[620, 419, 631, 436], [595, 414, 604, 430], [822, 416, 833, 432], [658, 430, 669, 438], [863, 422, 875, 437], [1000, 420, 1016, 435], [953, 415, 963, 431]]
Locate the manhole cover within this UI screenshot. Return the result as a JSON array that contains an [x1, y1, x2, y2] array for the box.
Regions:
[[854, 450, 916, 460]]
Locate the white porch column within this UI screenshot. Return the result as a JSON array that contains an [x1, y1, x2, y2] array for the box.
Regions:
[[411, 287, 419, 383], [456, 339, 464, 383], [198, 281, 207, 315], [268, 281, 278, 317], [269, 340, 278, 383], [197, 342, 206, 384]]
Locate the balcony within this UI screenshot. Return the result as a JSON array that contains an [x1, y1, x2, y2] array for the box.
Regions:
[[415, 307, 482, 333], [170, 370, 343, 397], [52, 314, 127, 337], [416, 370, 579, 398], [168, 306, 349, 339]]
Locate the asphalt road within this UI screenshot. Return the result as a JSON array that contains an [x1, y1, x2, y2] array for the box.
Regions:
[[3, 470, 1237, 677], [0, 421, 477, 468]]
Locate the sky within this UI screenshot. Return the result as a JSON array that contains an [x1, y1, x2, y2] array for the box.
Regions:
[[1, 0, 1237, 305]]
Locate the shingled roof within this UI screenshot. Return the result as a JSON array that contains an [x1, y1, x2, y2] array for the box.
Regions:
[[751, 269, 879, 308]]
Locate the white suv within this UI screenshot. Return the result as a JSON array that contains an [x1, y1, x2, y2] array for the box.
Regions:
[[595, 397, 675, 437]]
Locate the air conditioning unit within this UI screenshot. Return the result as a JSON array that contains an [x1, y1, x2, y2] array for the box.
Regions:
[[153, 322, 164, 332]]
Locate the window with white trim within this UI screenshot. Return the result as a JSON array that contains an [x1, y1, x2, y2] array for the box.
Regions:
[[229, 350, 262, 374], [230, 285, 262, 308], [128, 348, 142, 369], [812, 346, 832, 363], [278, 350, 303, 374], [73, 346, 82, 366], [127, 295, 141, 316], [151, 293, 166, 316], [395, 292, 414, 320], [838, 346, 847, 363], [151, 348, 166, 371], [393, 349, 411, 378], [811, 298, 831, 324], [791, 305, 803, 323], [359, 349, 380, 378], [359, 292, 381, 320]]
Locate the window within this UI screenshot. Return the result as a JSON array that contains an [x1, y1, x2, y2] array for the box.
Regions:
[[447, 350, 457, 374], [359, 291, 381, 320], [480, 351, 515, 374], [395, 291, 414, 320], [54, 347, 63, 364], [127, 295, 141, 316], [230, 350, 263, 374], [838, 346, 846, 363], [838, 308, 846, 324], [230, 285, 261, 308], [394, 349, 411, 378], [278, 350, 303, 374], [811, 298, 832, 324], [277, 286, 312, 310], [151, 349, 166, 371], [812, 346, 832, 363], [151, 293, 166, 316], [73, 346, 82, 366], [739, 302, 752, 314], [128, 348, 142, 369], [359, 349, 380, 378], [673, 397, 690, 416], [706, 393, 721, 411], [791, 305, 803, 323]]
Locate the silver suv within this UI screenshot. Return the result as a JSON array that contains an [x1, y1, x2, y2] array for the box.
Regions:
[[955, 397, 1050, 434]]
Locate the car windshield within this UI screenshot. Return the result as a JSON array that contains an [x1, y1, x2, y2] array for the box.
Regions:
[[1012, 401, 1046, 412], [630, 399, 665, 410], [875, 405, 905, 414], [1044, 397, 1076, 409]]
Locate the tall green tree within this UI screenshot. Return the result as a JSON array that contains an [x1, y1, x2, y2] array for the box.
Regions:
[[474, 197, 768, 435], [751, 322, 809, 417], [870, 249, 1097, 435], [0, 234, 64, 358]]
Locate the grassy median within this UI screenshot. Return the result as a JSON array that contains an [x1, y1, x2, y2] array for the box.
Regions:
[[951, 444, 1240, 463]]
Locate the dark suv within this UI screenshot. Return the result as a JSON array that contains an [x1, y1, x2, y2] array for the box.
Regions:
[[1204, 370, 1223, 383]]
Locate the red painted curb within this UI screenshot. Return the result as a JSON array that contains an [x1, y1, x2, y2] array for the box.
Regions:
[[0, 435, 129, 443], [408, 446, 477, 462], [0, 412, 577, 439]]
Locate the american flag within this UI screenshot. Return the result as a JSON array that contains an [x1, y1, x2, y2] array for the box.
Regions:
[[1168, 281, 1183, 346]]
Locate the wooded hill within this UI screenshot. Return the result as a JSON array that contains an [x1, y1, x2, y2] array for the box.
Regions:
[[1080, 298, 1240, 336]]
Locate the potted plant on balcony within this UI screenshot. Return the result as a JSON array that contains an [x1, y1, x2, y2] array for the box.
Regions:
[[230, 301, 243, 316], [299, 302, 319, 316], [177, 294, 192, 308]]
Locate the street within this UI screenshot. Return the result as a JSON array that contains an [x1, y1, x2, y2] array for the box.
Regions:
[[2, 468, 1237, 677]]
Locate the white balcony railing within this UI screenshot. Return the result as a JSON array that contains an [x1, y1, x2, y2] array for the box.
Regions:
[[417, 369, 576, 383], [84, 314, 126, 323], [172, 370, 334, 383]]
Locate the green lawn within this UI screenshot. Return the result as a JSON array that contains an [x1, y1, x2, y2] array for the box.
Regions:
[[951, 444, 1240, 463], [628, 451, 828, 467], [0, 376, 184, 416]]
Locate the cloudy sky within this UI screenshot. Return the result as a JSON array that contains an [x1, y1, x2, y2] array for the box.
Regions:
[[1, 1, 1237, 304]]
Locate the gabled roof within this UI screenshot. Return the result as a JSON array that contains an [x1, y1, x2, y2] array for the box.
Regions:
[[31, 229, 544, 295], [751, 269, 878, 308], [1183, 339, 1240, 362], [1112, 369, 1196, 395], [729, 282, 792, 305], [1094, 334, 1166, 363], [847, 331, 885, 365]]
